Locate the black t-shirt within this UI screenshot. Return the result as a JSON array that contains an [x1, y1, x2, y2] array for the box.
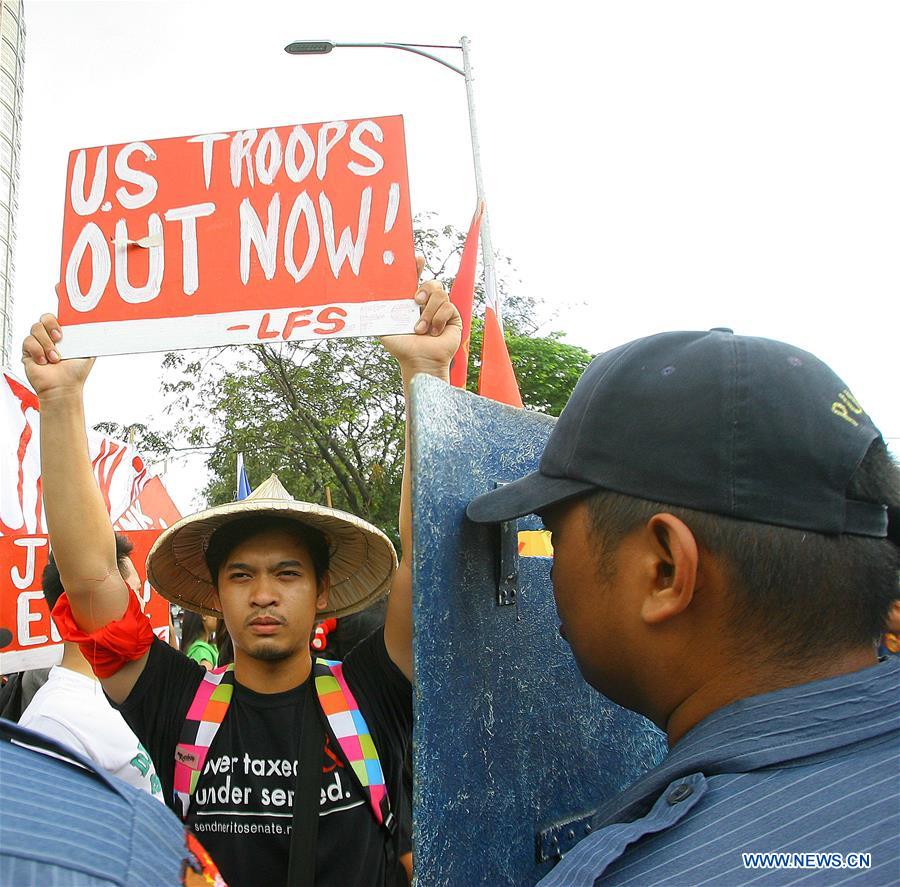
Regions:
[[117, 629, 411, 887]]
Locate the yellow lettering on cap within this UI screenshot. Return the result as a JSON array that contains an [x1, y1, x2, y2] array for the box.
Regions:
[[839, 389, 865, 416], [832, 402, 859, 427]]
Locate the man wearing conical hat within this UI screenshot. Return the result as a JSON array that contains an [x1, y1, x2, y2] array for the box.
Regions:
[[21, 272, 461, 887]]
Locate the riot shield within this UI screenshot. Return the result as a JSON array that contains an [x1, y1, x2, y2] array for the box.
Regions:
[[410, 375, 666, 886]]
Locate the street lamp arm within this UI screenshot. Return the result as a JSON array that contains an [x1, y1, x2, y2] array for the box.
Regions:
[[334, 42, 465, 76]]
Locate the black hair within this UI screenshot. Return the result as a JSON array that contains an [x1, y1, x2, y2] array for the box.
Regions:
[[180, 610, 209, 654], [584, 438, 900, 662], [203, 515, 330, 587], [42, 533, 136, 612], [216, 624, 234, 667]]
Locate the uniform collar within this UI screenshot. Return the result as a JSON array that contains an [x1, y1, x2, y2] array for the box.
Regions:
[[597, 657, 900, 827]]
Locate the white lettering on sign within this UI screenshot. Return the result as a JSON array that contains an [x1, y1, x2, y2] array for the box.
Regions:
[[66, 222, 111, 312], [240, 194, 280, 284], [316, 121, 348, 181], [230, 130, 257, 188], [384, 183, 400, 233], [284, 191, 320, 283], [187, 133, 229, 189], [71, 147, 108, 216], [284, 192, 319, 284], [320, 187, 371, 277], [114, 142, 159, 210], [255, 129, 283, 186], [285, 125, 315, 183], [115, 214, 165, 303], [11, 537, 47, 590], [58, 118, 412, 358], [164, 203, 216, 295], [348, 120, 384, 176], [17, 591, 48, 647]]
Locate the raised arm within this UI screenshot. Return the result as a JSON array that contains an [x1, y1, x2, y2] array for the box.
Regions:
[[380, 262, 461, 680], [22, 314, 148, 702]]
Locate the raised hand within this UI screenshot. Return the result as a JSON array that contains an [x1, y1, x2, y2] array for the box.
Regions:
[[21, 313, 95, 398], [380, 257, 462, 376]]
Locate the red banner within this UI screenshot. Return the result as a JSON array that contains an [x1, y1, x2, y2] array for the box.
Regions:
[[114, 476, 182, 532], [57, 116, 419, 357], [1, 371, 151, 537], [0, 530, 170, 673]]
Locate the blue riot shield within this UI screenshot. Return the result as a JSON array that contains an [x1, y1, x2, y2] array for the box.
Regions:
[[410, 375, 666, 886]]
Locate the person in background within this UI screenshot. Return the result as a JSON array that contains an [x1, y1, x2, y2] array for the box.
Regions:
[[19, 538, 164, 800], [181, 611, 219, 669]]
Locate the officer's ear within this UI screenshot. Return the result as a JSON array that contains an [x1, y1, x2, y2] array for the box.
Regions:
[[639, 513, 699, 625]]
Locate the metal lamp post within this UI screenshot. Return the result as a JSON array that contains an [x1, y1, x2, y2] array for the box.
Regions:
[[284, 37, 500, 322]]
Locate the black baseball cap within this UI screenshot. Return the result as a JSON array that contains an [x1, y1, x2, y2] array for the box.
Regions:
[[466, 329, 895, 541]]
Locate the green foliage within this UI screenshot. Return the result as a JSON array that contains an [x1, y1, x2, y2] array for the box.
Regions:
[[92, 421, 174, 456], [107, 217, 590, 544], [159, 337, 405, 547]]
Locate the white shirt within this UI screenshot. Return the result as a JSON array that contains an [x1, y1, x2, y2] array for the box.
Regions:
[[19, 665, 164, 801]]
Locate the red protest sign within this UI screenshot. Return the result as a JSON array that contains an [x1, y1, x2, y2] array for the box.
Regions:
[[0, 530, 170, 673], [56, 116, 419, 357]]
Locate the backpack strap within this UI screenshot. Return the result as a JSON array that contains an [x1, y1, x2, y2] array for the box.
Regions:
[[173, 663, 235, 819], [312, 657, 394, 834]]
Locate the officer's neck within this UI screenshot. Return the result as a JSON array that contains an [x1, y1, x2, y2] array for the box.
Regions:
[[664, 646, 878, 747]]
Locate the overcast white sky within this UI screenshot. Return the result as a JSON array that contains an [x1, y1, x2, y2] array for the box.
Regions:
[[9, 0, 899, 512]]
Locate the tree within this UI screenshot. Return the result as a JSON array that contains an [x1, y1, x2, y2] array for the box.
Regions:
[[160, 336, 406, 544], [99, 217, 592, 545]]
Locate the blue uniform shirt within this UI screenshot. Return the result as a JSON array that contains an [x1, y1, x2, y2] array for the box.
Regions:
[[538, 657, 899, 886], [0, 718, 220, 886]]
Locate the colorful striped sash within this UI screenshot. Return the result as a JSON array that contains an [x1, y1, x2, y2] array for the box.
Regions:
[[173, 659, 392, 831], [174, 663, 235, 819], [312, 658, 391, 828]]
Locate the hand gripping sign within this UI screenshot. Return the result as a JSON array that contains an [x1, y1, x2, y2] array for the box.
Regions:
[[57, 116, 420, 357]]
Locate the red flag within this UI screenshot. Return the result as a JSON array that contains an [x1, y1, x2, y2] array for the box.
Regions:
[[448, 202, 484, 388], [478, 305, 523, 408]]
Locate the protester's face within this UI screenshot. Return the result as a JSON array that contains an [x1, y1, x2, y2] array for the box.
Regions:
[[541, 499, 644, 708], [213, 528, 328, 663]]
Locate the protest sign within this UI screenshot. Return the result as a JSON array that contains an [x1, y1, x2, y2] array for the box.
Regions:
[[0, 530, 170, 673], [56, 116, 420, 357]]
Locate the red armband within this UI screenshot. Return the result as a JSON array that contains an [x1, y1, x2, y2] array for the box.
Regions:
[[51, 591, 156, 678]]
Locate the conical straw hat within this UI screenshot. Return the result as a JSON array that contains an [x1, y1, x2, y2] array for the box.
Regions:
[[147, 474, 397, 619]]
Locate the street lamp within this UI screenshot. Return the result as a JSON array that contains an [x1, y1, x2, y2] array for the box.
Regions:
[[284, 38, 501, 324]]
